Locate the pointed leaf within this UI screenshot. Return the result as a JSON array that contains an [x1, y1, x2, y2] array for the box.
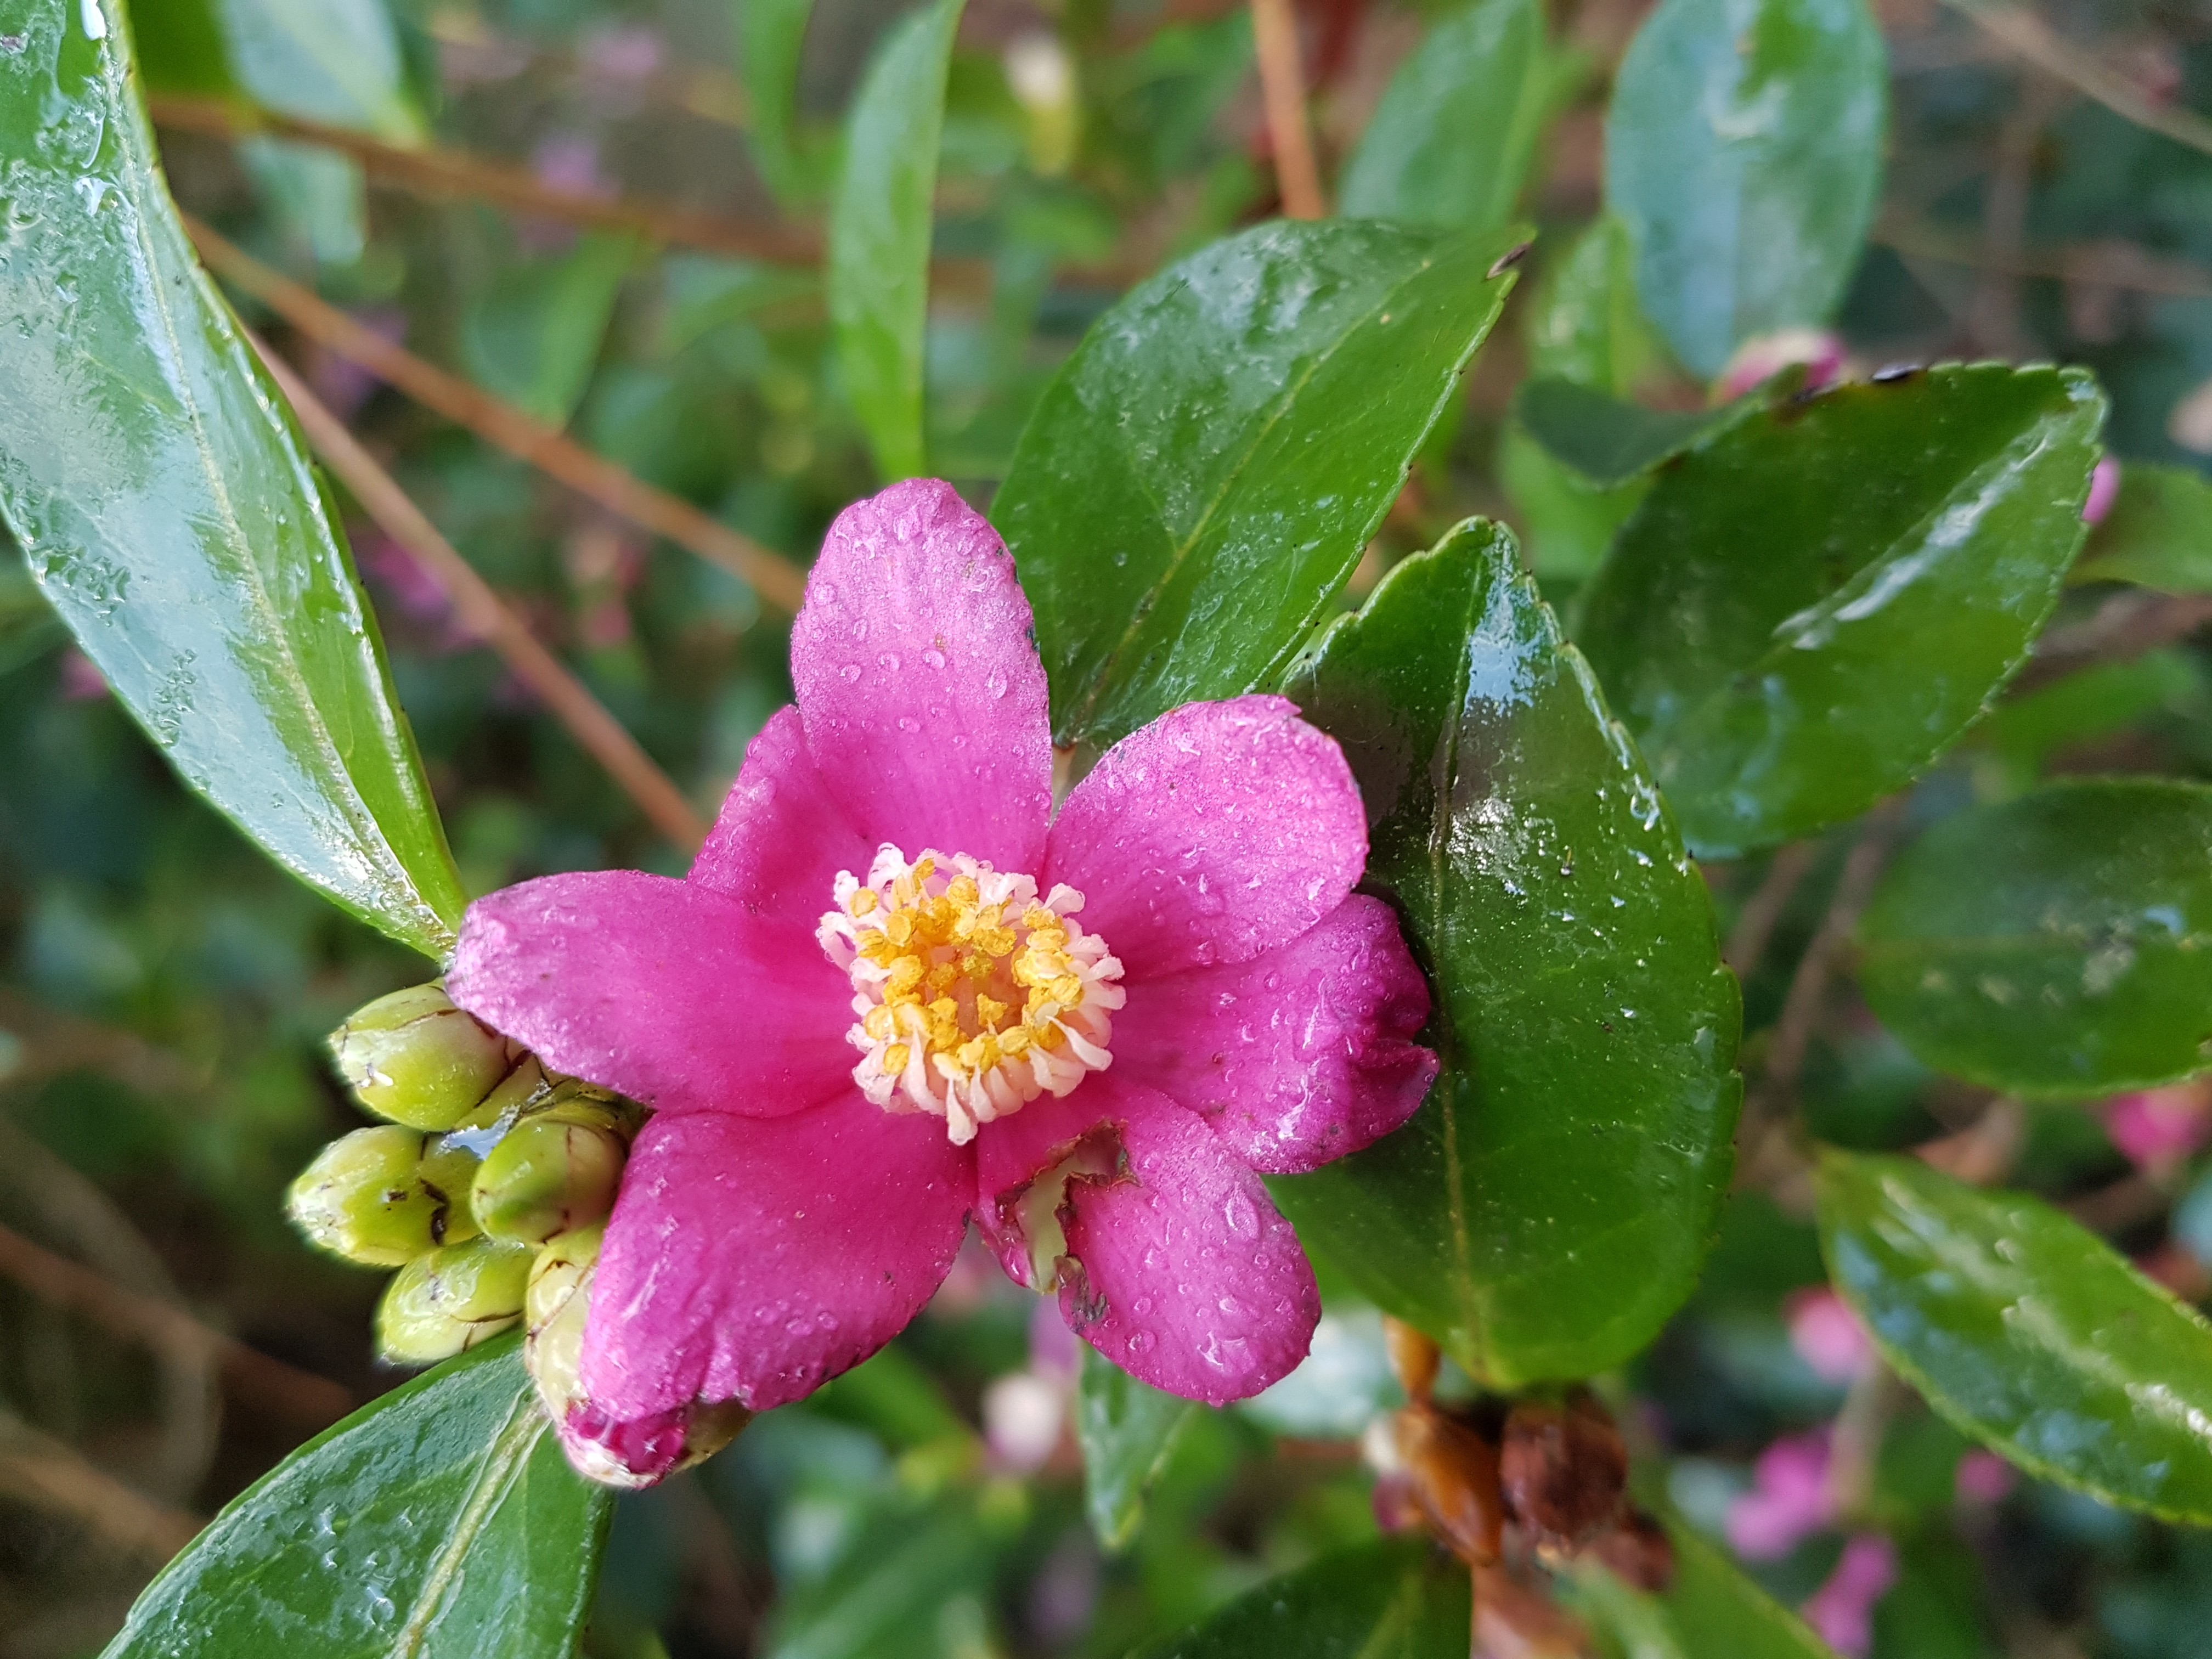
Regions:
[[1568, 1523, 1847, 1659], [1271, 521, 1740, 1385], [1514, 376, 1756, 489], [1575, 364, 2107, 859], [103, 1339, 612, 1657], [1523, 215, 1657, 396], [995, 219, 1526, 748], [828, 0, 964, 482], [737, 0, 821, 203], [1859, 779, 2212, 1094], [1134, 1537, 1471, 1658], [0, 0, 465, 957], [210, 0, 421, 139], [2070, 461, 2212, 595], [1076, 1346, 1197, 1551], [1817, 1149, 2212, 1524], [1604, 0, 1885, 376], [1336, 0, 1561, 233]]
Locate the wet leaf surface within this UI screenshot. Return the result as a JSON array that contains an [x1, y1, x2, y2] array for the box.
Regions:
[[828, 0, 964, 482], [1605, 0, 1886, 376], [995, 219, 1524, 748], [103, 1338, 610, 1657], [1133, 1536, 1470, 1658], [1272, 521, 1740, 1385], [1818, 1150, 2212, 1523], [1575, 364, 2106, 858], [0, 0, 465, 957], [1859, 778, 2212, 1094]]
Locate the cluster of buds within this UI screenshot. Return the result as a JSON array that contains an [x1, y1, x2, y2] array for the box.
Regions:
[[1366, 1319, 1673, 1656], [288, 983, 639, 1414]]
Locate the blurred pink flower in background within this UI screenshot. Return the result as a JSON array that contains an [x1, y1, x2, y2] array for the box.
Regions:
[[2102, 1084, 2212, 1175], [2082, 455, 2121, 525], [56, 648, 108, 702], [1955, 1448, 2016, 1507], [1714, 328, 1849, 402], [1801, 1533, 1898, 1657], [1786, 1287, 1875, 1385], [1727, 1428, 1834, 1560]]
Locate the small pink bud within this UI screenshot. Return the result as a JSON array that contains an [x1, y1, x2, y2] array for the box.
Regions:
[[2083, 456, 2121, 526], [1714, 328, 1848, 402], [1954, 1448, 2016, 1506], [1786, 1287, 1875, 1384], [2102, 1084, 2212, 1173], [1801, 1533, 1898, 1657]]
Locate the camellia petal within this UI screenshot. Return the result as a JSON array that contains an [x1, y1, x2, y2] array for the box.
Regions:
[[1114, 895, 1437, 1173], [449, 871, 855, 1116], [578, 1098, 973, 1430], [1046, 695, 1368, 978], [789, 477, 1054, 874], [690, 706, 875, 930], [1054, 1077, 1321, 1403]]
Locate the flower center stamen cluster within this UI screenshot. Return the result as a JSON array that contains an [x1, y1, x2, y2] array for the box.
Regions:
[[818, 847, 1125, 1144]]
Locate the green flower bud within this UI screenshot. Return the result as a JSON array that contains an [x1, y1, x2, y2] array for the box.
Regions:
[[286, 1126, 481, 1266], [330, 983, 516, 1131], [472, 1112, 626, 1245], [377, 1238, 535, 1364], [525, 1227, 748, 1488], [523, 1224, 603, 1423]]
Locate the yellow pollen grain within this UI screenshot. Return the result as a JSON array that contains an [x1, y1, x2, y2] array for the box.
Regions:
[[882, 1042, 910, 1075], [848, 889, 879, 916]]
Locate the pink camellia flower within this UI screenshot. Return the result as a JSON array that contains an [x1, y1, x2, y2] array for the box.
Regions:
[[2102, 1083, 2212, 1175], [1786, 1286, 1875, 1385], [448, 479, 1437, 1483], [1800, 1532, 1898, 1657], [1727, 1427, 1835, 1561]]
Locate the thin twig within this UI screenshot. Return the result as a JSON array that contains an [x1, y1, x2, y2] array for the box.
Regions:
[[1916, 1096, 2027, 1187], [151, 95, 817, 264], [1250, 0, 1326, 219], [0, 1410, 202, 1563], [0, 989, 207, 1099], [1940, 1, 2212, 161], [0, 1220, 353, 1426], [1722, 842, 1819, 981], [427, 15, 753, 129], [1968, 78, 2062, 358], [1874, 219, 2212, 301], [1738, 802, 1908, 1193], [2024, 589, 2212, 685], [187, 219, 809, 617], [254, 341, 711, 853]]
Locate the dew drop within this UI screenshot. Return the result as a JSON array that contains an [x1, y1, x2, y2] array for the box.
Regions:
[[922, 646, 947, 670], [839, 663, 862, 682]]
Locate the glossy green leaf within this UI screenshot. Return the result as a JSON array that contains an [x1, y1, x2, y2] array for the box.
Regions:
[[1576, 364, 2107, 858], [1134, 1536, 1470, 1658], [1523, 215, 1657, 396], [1076, 1346, 1197, 1551], [828, 0, 964, 482], [1604, 0, 1886, 377], [737, 0, 820, 203], [1271, 521, 1740, 1384], [1817, 1149, 2212, 1523], [103, 1338, 611, 1657], [128, 0, 235, 97], [995, 219, 1526, 748], [1568, 1520, 1841, 1658], [0, 0, 466, 958], [2071, 461, 2212, 594], [1513, 377, 1754, 490], [462, 233, 636, 429], [1336, 0, 1561, 232], [1859, 779, 2212, 1095], [211, 0, 421, 139]]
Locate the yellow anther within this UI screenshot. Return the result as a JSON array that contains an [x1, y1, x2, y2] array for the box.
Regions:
[[974, 994, 1008, 1030], [882, 1042, 911, 1076], [849, 889, 879, 917], [885, 957, 926, 997], [1051, 974, 1084, 1007], [946, 874, 980, 908], [864, 1005, 896, 1041]]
